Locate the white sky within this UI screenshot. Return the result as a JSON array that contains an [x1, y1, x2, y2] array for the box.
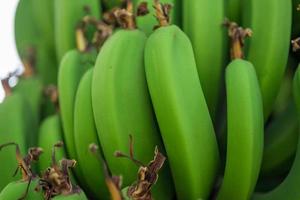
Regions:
[[0, 0, 21, 102]]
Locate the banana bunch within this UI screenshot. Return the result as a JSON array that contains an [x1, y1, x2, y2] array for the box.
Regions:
[[3, 0, 300, 199]]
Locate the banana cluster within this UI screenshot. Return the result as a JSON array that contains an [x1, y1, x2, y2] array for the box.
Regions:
[[0, 0, 300, 199]]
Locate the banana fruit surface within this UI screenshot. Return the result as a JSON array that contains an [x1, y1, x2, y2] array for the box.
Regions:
[[92, 29, 174, 199], [145, 23, 220, 199], [183, 0, 227, 120], [74, 68, 109, 199], [217, 59, 264, 200], [243, 0, 292, 119]]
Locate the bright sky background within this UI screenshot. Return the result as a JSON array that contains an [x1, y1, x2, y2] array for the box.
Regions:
[[0, 0, 21, 102]]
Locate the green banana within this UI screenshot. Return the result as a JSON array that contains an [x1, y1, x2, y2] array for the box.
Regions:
[[226, 0, 243, 23], [243, 0, 292, 120], [292, 0, 300, 37], [38, 114, 65, 171], [144, 4, 220, 198], [74, 68, 109, 199], [217, 59, 264, 200], [0, 83, 29, 190], [31, 0, 55, 49], [15, 0, 57, 85], [183, 0, 227, 120], [13, 76, 43, 147], [54, 0, 101, 61], [58, 49, 97, 193], [252, 65, 300, 200], [92, 17, 174, 198], [261, 102, 299, 176], [0, 179, 43, 200], [134, 0, 181, 35]]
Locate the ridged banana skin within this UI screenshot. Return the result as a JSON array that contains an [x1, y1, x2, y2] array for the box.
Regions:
[[92, 29, 174, 199], [13, 77, 43, 147], [37, 114, 65, 171], [217, 59, 264, 200], [15, 0, 57, 85], [54, 0, 101, 61], [243, 0, 292, 120], [58, 49, 96, 193], [0, 94, 27, 191], [183, 0, 227, 120], [261, 102, 299, 176], [226, 0, 243, 23], [252, 65, 300, 200], [52, 192, 88, 200], [145, 25, 220, 199], [74, 68, 109, 199], [0, 179, 43, 200], [134, 0, 181, 35]]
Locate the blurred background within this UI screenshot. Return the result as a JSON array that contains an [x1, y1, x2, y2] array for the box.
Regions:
[[0, 0, 22, 102]]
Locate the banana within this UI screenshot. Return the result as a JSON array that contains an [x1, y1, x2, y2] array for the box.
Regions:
[[74, 68, 109, 199], [15, 0, 57, 85], [54, 0, 101, 61], [183, 0, 227, 120], [134, 0, 180, 35], [143, 2, 220, 199], [13, 75, 43, 147], [226, 0, 243, 23], [216, 21, 264, 200], [38, 114, 65, 172], [217, 59, 264, 200], [0, 80, 30, 190], [261, 102, 299, 176], [243, 0, 292, 120], [92, 3, 174, 199], [0, 179, 43, 200], [58, 49, 97, 194], [292, 0, 300, 38], [252, 65, 300, 200]]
